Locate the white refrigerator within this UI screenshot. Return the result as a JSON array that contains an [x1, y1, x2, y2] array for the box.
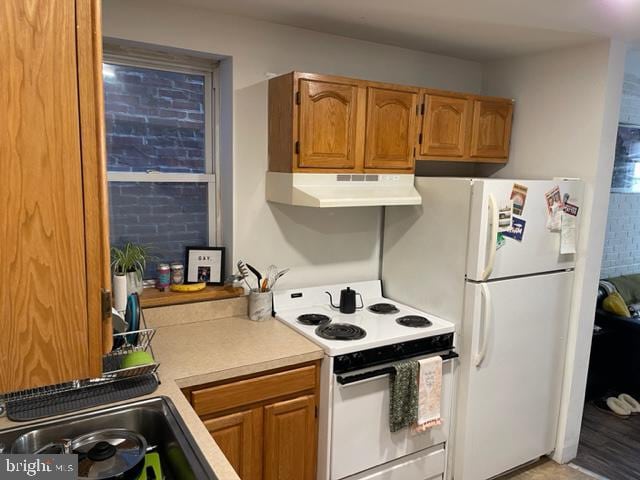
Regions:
[[381, 177, 582, 480]]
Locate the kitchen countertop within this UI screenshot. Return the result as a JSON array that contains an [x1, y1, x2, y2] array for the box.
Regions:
[[154, 315, 325, 389], [0, 305, 325, 480]]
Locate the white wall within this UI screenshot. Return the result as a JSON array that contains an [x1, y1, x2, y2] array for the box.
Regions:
[[482, 40, 625, 463], [101, 0, 483, 288]]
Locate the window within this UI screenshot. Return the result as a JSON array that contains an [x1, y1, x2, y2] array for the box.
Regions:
[[103, 53, 218, 278], [612, 124, 640, 193]]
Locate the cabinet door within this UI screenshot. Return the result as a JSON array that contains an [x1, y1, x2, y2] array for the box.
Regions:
[[364, 87, 417, 171], [264, 395, 316, 480], [469, 99, 513, 159], [205, 408, 263, 480], [0, 0, 108, 393], [298, 79, 360, 170], [420, 94, 471, 157]]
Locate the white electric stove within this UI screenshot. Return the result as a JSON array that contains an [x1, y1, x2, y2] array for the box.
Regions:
[[274, 280, 455, 356], [273, 280, 457, 480]]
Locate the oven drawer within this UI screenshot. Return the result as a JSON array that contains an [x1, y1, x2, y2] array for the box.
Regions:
[[330, 358, 453, 479], [344, 446, 445, 480]]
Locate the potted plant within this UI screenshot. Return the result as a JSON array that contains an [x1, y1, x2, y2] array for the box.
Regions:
[[111, 242, 152, 296]]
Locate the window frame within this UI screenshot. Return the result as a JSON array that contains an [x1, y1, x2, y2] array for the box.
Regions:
[[103, 52, 221, 246]]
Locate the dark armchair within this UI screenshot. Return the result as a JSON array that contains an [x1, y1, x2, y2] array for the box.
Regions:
[[586, 284, 640, 400]]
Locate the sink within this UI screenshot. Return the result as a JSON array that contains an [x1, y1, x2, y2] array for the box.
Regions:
[[0, 396, 216, 479]]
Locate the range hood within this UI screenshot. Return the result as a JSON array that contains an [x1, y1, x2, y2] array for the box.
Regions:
[[266, 172, 422, 208]]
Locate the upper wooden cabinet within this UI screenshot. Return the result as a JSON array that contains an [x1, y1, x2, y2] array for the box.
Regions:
[[0, 0, 110, 393], [269, 72, 415, 174], [419, 93, 471, 158], [268, 72, 514, 171], [298, 79, 360, 170], [416, 93, 513, 163], [469, 99, 514, 160], [365, 88, 417, 171]]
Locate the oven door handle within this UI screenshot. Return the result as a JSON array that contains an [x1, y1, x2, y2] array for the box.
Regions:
[[336, 351, 458, 386]]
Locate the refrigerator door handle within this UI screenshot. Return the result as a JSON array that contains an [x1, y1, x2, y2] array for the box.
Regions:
[[475, 283, 492, 367], [482, 194, 498, 281]]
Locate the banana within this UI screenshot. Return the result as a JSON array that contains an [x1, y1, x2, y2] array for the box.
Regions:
[[169, 282, 207, 293]]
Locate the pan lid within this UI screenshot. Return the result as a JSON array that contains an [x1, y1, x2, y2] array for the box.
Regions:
[[72, 429, 147, 480]]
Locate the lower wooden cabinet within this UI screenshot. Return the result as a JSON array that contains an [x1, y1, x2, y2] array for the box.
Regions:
[[264, 395, 316, 480], [205, 408, 263, 480], [188, 362, 319, 480]]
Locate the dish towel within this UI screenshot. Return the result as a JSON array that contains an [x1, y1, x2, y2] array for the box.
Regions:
[[389, 360, 419, 432], [414, 356, 443, 432]]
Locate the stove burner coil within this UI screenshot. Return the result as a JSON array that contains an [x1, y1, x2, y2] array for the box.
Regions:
[[297, 314, 331, 326], [367, 303, 400, 314], [315, 323, 366, 340], [396, 315, 433, 328]]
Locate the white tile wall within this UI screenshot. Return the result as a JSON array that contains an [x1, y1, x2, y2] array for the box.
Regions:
[[600, 192, 640, 278], [600, 71, 640, 279], [619, 73, 640, 126]]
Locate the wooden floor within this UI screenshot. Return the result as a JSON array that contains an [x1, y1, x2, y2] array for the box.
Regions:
[[573, 401, 640, 479]]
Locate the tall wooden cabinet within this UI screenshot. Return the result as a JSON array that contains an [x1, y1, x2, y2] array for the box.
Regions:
[[0, 0, 110, 393], [187, 362, 320, 480]]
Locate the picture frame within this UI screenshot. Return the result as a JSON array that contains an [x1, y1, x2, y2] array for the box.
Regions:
[[185, 246, 225, 285]]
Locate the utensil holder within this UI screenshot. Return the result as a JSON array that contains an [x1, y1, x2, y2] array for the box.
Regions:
[[248, 289, 273, 321]]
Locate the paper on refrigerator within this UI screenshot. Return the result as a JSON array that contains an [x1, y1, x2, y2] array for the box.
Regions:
[[544, 186, 563, 231], [560, 212, 577, 254], [560, 198, 579, 255]]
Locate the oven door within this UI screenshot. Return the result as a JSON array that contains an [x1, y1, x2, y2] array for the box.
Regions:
[[330, 352, 455, 480]]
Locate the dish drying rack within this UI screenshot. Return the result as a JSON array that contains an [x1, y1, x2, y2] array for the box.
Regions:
[[0, 315, 160, 421]]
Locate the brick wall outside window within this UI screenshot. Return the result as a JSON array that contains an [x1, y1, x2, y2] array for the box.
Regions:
[[104, 63, 211, 279]]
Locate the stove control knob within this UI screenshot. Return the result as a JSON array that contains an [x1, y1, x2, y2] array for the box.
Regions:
[[336, 355, 351, 369], [393, 344, 406, 355], [351, 352, 364, 366]]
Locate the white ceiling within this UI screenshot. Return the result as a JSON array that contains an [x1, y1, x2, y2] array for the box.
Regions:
[[172, 0, 640, 60]]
